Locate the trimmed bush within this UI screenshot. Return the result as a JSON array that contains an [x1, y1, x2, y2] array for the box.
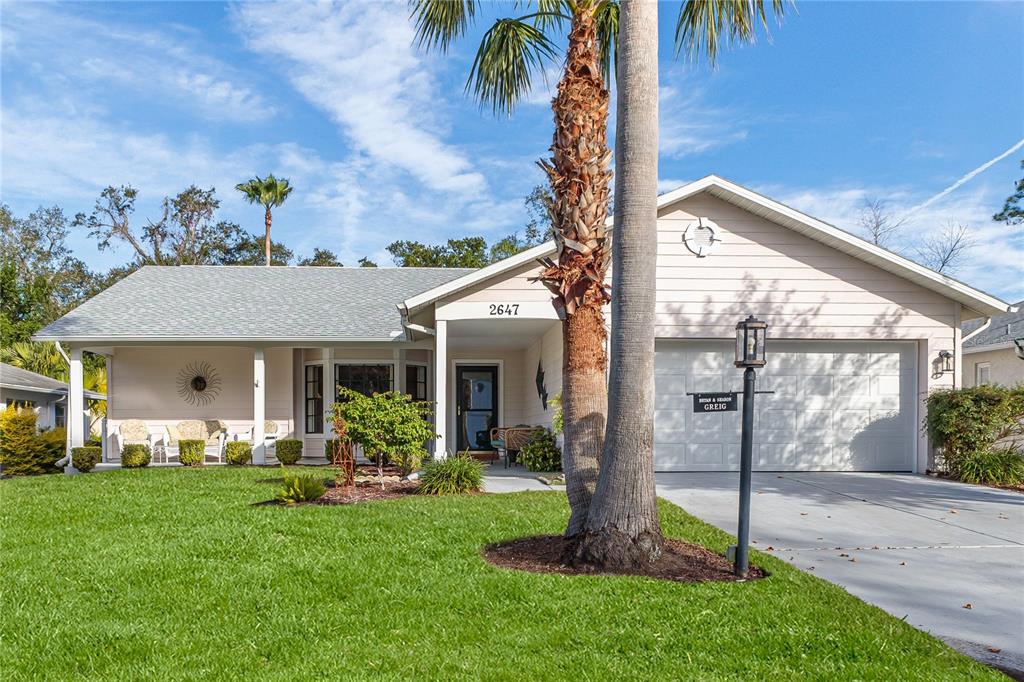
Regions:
[[36, 428, 67, 471], [178, 439, 205, 466], [0, 407, 46, 476], [926, 385, 1024, 483], [276, 466, 325, 504], [324, 439, 340, 461], [417, 453, 484, 495], [225, 441, 252, 466], [71, 446, 101, 473], [957, 450, 1024, 486], [121, 444, 151, 468], [275, 439, 303, 465], [518, 429, 562, 472]]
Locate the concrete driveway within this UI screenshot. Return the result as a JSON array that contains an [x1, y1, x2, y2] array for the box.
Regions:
[[656, 472, 1024, 673]]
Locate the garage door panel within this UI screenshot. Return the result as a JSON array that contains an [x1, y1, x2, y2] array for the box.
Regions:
[[654, 340, 915, 472]]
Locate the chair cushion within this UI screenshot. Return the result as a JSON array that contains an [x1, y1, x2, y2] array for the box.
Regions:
[[119, 419, 149, 442]]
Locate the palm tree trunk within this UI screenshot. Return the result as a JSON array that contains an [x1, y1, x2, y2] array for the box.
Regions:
[[264, 206, 272, 266], [536, 9, 613, 537], [574, 0, 663, 570]]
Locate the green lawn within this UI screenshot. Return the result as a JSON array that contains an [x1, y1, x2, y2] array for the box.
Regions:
[[0, 467, 999, 681]]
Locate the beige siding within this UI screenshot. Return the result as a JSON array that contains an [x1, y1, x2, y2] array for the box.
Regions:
[[963, 348, 1024, 388], [521, 323, 562, 429], [438, 261, 551, 305], [652, 195, 957, 341], [107, 346, 295, 456]]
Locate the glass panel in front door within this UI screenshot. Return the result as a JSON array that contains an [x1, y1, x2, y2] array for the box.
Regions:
[[457, 367, 497, 451]]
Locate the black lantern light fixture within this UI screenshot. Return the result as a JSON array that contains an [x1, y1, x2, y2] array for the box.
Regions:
[[731, 315, 768, 578], [735, 315, 767, 368], [938, 350, 954, 374]]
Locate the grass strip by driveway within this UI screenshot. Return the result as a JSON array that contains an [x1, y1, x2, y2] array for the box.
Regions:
[[0, 467, 1001, 681]]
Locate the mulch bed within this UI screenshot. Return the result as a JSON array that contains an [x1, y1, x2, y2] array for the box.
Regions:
[[483, 535, 766, 583], [318, 480, 419, 505]]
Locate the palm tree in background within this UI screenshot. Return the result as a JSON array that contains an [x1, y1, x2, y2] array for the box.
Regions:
[[412, 1, 788, 554], [235, 175, 294, 267]]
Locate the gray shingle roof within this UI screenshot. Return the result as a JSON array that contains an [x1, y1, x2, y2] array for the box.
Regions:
[[962, 301, 1024, 350], [34, 266, 475, 342], [0, 363, 105, 399]]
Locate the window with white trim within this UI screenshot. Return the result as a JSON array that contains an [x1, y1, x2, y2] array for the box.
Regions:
[[305, 364, 324, 434], [335, 364, 393, 397], [974, 362, 991, 385], [406, 364, 427, 401]]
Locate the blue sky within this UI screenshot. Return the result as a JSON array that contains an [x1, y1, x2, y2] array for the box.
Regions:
[[2, 1, 1022, 300]]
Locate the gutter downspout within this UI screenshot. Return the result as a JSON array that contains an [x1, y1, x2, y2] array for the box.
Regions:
[[54, 342, 73, 471], [962, 317, 992, 345]]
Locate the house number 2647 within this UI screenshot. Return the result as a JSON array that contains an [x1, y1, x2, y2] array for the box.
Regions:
[[489, 304, 520, 316]]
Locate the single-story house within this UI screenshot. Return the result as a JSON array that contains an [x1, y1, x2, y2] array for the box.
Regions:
[[961, 302, 1024, 387], [35, 176, 1014, 472], [0, 362, 104, 431]]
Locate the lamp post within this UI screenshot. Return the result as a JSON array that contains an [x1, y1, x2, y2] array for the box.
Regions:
[[733, 315, 767, 577]]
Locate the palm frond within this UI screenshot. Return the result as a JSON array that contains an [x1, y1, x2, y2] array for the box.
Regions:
[[410, 0, 478, 52], [675, 0, 789, 65], [521, 0, 570, 31], [468, 18, 558, 115], [235, 174, 293, 209], [593, 0, 619, 84]]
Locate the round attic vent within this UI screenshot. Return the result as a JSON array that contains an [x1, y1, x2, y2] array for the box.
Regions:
[[682, 217, 721, 258]]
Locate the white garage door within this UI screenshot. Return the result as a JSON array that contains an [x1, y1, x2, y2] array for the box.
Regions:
[[654, 340, 917, 472]]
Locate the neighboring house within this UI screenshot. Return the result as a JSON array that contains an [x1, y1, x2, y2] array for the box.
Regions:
[[0, 362, 104, 431], [961, 302, 1024, 387], [35, 176, 1013, 473]]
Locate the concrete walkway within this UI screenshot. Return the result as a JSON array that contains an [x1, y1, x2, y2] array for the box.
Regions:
[[655, 472, 1024, 674], [482, 464, 552, 493]]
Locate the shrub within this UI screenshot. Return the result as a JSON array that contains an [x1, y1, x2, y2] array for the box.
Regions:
[[956, 450, 1024, 486], [417, 453, 484, 495], [0, 407, 46, 476], [71, 446, 101, 472], [518, 429, 562, 472], [550, 391, 564, 435], [926, 385, 1024, 482], [178, 439, 205, 466], [275, 439, 303, 465], [121, 444, 151, 468], [276, 466, 326, 504], [36, 428, 67, 471], [225, 441, 252, 465], [333, 388, 436, 479]]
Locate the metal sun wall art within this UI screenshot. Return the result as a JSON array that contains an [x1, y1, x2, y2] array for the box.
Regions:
[[176, 361, 221, 406]]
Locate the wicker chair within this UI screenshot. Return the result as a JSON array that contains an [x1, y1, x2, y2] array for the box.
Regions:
[[492, 426, 543, 469]]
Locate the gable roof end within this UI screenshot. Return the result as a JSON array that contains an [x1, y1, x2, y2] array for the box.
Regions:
[[401, 175, 1012, 318]]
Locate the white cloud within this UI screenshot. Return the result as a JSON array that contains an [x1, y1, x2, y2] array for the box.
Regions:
[[233, 1, 486, 195], [0, 3, 274, 123], [659, 84, 748, 158]]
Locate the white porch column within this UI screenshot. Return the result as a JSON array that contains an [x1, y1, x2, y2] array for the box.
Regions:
[[434, 320, 448, 459], [253, 348, 266, 465], [394, 348, 406, 394], [67, 347, 85, 451]]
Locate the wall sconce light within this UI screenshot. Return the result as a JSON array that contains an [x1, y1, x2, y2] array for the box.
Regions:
[[938, 350, 954, 374]]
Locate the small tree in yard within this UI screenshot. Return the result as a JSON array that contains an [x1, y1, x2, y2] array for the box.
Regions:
[[332, 388, 437, 485]]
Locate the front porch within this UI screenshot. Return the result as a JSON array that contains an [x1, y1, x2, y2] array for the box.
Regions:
[[68, 317, 561, 465]]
